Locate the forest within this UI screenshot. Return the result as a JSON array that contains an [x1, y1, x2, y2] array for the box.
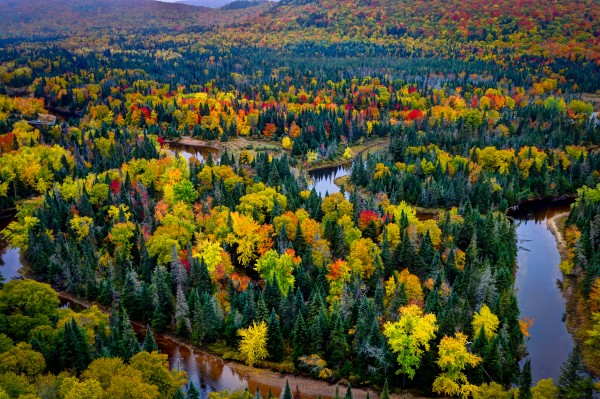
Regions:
[[0, 0, 599, 398]]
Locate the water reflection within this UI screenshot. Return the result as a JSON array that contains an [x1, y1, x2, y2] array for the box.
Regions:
[[513, 200, 574, 383], [0, 215, 21, 282], [153, 332, 248, 398], [308, 164, 351, 197], [168, 143, 219, 164]]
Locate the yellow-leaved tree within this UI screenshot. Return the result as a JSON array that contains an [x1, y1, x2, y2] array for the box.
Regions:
[[432, 332, 482, 398], [238, 321, 269, 366], [383, 304, 438, 381], [471, 304, 499, 340]]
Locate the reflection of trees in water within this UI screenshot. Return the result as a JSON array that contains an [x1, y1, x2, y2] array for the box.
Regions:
[[158, 334, 248, 395], [508, 199, 573, 223], [309, 164, 351, 182], [308, 165, 352, 197], [0, 217, 13, 267], [169, 144, 219, 164], [0, 240, 8, 267]]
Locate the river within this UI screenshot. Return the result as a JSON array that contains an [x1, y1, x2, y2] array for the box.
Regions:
[[0, 146, 577, 394], [510, 200, 575, 384]]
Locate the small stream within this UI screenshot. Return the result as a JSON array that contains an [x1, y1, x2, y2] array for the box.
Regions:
[[0, 146, 578, 394]]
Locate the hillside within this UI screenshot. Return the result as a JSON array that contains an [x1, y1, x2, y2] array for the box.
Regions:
[[207, 0, 600, 63], [0, 0, 212, 37]]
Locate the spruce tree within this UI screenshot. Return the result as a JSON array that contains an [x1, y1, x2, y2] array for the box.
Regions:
[[143, 324, 159, 353], [518, 359, 532, 399], [175, 284, 191, 336], [344, 384, 353, 399], [380, 380, 390, 399], [292, 312, 308, 362], [151, 265, 174, 331], [557, 347, 596, 399], [256, 292, 269, 322], [109, 305, 141, 361], [187, 382, 200, 399], [61, 318, 93, 373], [282, 380, 292, 399], [329, 313, 349, 365], [333, 385, 341, 399]]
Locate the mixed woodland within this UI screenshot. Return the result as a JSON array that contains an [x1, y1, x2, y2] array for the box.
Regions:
[[0, 0, 599, 398]]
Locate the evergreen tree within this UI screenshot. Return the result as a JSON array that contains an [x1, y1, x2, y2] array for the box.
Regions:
[[282, 380, 292, 399], [256, 292, 269, 322], [151, 265, 174, 331], [344, 384, 353, 399], [187, 382, 200, 399], [175, 284, 191, 336], [518, 359, 532, 399], [380, 380, 390, 399], [60, 318, 92, 374], [143, 324, 159, 353], [557, 347, 596, 399], [267, 309, 284, 362], [109, 304, 141, 361], [292, 312, 309, 362], [329, 313, 349, 365]]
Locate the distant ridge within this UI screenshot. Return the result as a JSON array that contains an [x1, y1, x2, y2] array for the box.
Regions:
[[0, 0, 213, 38], [159, 0, 270, 9], [168, 0, 233, 7]]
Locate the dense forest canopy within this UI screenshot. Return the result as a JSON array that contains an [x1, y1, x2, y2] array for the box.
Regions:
[[0, 0, 599, 398]]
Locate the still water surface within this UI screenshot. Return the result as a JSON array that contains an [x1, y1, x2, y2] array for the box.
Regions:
[[167, 143, 219, 164], [511, 201, 574, 384], [0, 216, 21, 282], [308, 164, 351, 197]]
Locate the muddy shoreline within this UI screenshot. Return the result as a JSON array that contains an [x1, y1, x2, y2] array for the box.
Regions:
[[165, 136, 221, 152]]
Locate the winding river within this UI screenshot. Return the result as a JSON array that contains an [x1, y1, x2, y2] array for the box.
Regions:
[[0, 147, 576, 395]]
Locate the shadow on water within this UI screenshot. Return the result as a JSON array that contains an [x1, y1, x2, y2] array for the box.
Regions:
[[510, 198, 575, 384]]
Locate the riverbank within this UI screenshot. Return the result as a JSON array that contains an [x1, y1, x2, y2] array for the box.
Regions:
[[165, 136, 221, 152], [547, 210, 600, 377], [166, 136, 284, 158], [306, 137, 389, 172], [546, 212, 569, 259]]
